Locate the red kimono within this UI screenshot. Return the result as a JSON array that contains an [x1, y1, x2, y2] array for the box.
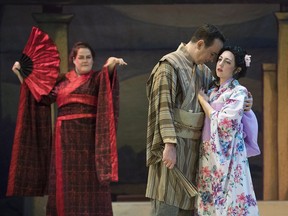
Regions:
[[7, 67, 119, 216]]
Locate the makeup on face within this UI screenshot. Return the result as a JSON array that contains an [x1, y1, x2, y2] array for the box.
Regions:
[[216, 51, 236, 84]]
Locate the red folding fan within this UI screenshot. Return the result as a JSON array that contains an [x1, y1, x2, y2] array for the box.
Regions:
[[18, 26, 60, 101]]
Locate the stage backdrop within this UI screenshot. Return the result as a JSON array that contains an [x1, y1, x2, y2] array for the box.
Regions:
[[0, 4, 279, 205]]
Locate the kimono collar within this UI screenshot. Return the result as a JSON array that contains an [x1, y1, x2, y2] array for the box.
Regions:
[[176, 43, 195, 68], [219, 78, 239, 89], [66, 70, 93, 81]]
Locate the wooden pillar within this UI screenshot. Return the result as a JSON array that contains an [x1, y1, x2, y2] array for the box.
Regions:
[[262, 63, 278, 200], [275, 12, 288, 200]]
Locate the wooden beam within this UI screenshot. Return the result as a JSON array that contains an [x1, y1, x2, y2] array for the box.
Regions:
[[0, 0, 287, 5], [275, 12, 288, 200], [262, 63, 278, 200]]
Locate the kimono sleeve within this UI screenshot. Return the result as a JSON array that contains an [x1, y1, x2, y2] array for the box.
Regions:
[[146, 62, 178, 165], [95, 66, 119, 184], [7, 82, 52, 196], [149, 62, 178, 145], [210, 86, 248, 162], [242, 110, 261, 157]]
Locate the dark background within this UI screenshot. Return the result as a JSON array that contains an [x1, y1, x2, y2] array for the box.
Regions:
[[0, 1, 285, 215]]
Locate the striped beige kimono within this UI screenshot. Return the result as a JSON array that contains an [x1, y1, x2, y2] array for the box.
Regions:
[[145, 43, 213, 210]]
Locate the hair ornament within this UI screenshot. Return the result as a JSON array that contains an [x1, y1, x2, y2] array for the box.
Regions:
[[244, 54, 251, 67]]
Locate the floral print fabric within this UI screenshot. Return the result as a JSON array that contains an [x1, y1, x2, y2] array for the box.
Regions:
[[195, 79, 259, 216]]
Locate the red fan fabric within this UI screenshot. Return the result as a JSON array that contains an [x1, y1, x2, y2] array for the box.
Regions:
[[22, 26, 60, 102]]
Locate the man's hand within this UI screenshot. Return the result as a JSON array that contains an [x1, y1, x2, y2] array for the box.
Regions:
[[244, 92, 253, 111], [162, 143, 176, 169]]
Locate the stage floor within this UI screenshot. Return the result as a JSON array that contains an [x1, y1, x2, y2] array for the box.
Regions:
[[112, 201, 288, 216]]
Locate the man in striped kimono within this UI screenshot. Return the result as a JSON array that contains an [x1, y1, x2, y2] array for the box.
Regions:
[[145, 24, 226, 216]]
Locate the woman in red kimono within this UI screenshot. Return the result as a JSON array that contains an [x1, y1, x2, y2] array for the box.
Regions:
[[8, 41, 127, 216]]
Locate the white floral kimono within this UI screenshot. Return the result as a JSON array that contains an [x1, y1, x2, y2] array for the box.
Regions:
[[195, 79, 259, 216]]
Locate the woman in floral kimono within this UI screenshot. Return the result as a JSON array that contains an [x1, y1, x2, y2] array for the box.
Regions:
[[8, 41, 127, 216], [195, 46, 259, 216]]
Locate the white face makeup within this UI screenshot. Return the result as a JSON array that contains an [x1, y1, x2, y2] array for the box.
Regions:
[[216, 50, 237, 84]]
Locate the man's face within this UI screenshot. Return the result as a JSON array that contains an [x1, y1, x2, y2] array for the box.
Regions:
[[194, 38, 223, 65]]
